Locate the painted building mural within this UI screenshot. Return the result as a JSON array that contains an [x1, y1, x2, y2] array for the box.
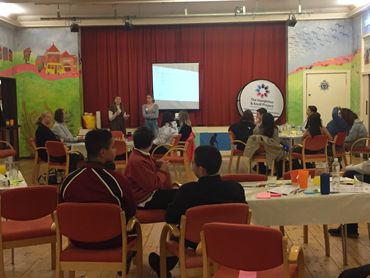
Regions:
[[287, 18, 361, 126], [0, 25, 82, 157]]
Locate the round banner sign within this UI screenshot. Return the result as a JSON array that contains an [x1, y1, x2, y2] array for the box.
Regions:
[[237, 79, 284, 120]]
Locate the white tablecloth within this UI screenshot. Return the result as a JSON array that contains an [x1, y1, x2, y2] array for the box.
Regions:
[[70, 141, 134, 158], [242, 182, 370, 226], [0, 171, 27, 191]]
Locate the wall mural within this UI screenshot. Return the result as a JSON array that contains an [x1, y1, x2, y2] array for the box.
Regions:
[[0, 26, 82, 157], [287, 18, 361, 125]]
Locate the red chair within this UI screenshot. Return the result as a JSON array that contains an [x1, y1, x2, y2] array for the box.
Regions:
[[350, 137, 370, 164], [114, 139, 129, 170], [152, 134, 182, 160], [135, 209, 166, 224], [160, 203, 251, 278], [201, 223, 304, 278], [54, 202, 143, 278], [112, 130, 124, 140], [0, 186, 58, 277], [248, 145, 276, 176], [0, 140, 16, 159], [221, 174, 267, 182], [331, 131, 348, 166], [290, 135, 329, 169], [29, 137, 47, 184], [228, 131, 246, 173]]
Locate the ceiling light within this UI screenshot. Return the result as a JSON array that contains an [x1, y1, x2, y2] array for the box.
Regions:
[[287, 14, 297, 27], [0, 3, 24, 17], [337, 0, 369, 7]]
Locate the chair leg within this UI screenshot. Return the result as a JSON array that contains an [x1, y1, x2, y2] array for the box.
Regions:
[[160, 243, 168, 278], [343, 155, 348, 167], [303, 225, 308, 244], [68, 271, 75, 278], [367, 223, 370, 244], [236, 156, 241, 173], [341, 224, 348, 266], [0, 249, 5, 278], [32, 163, 40, 184], [279, 226, 285, 235], [323, 224, 330, 257], [51, 243, 56, 270], [228, 155, 233, 173]]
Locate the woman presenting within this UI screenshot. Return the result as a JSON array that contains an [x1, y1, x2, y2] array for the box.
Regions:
[[142, 94, 159, 136], [108, 96, 129, 134]]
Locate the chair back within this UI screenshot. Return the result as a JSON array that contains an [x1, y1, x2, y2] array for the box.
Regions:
[[1, 186, 58, 221], [203, 223, 284, 271], [29, 137, 37, 151], [184, 203, 249, 244], [56, 202, 123, 243], [111, 131, 124, 140], [186, 133, 196, 162], [172, 134, 182, 146], [334, 131, 346, 147], [114, 139, 127, 156], [221, 174, 267, 182], [303, 135, 328, 152], [45, 141, 67, 157], [228, 131, 236, 143]]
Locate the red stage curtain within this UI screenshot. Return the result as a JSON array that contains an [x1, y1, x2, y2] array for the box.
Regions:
[[81, 23, 286, 127]]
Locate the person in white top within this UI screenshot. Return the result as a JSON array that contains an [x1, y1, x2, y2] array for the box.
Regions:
[[152, 111, 178, 154], [52, 108, 82, 143]]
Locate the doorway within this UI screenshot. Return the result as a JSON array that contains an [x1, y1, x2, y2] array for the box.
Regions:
[[303, 70, 350, 126]]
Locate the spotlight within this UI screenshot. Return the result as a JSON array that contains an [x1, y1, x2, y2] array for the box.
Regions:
[[287, 14, 297, 27], [234, 6, 243, 16], [70, 22, 79, 32], [123, 18, 133, 31]]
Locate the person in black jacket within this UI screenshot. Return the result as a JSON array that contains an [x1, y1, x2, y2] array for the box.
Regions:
[[149, 145, 246, 277], [228, 109, 255, 151], [177, 110, 192, 141]]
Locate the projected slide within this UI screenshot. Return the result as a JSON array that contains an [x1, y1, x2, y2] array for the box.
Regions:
[[152, 63, 199, 110]]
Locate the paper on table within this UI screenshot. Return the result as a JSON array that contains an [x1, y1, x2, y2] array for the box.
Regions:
[[256, 192, 271, 199], [239, 271, 257, 278], [268, 185, 298, 195]]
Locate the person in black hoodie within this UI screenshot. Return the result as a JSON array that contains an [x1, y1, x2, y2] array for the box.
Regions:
[[228, 109, 255, 151]]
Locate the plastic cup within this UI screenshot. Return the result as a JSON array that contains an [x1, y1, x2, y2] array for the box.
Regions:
[[298, 169, 309, 189], [290, 170, 299, 185], [313, 176, 321, 186], [0, 164, 6, 175]]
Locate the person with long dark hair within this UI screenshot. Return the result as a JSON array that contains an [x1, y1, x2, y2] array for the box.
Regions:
[[228, 109, 255, 151], [108, 96, 129, 134], [177, 110, 192, 141], [52, 108, 81, 143], [341, 108, 367, 149]]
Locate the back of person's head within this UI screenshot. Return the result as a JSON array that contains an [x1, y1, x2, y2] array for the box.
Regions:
[[308, 105, 317, 113], [36, 111, 51, 125], [54, 108, 64, 123], [261, 113, 275, 138], [133, 127, 154, 149], [85, 129, 112, 159], [194, 145, 222, 175], [341, 108, 357, 127], [178, 110, 191, 126], [241, 110, 255, 124], [307, 112, 322, 136], [257, 107, 267, 115], [161, 111, 174, 127]]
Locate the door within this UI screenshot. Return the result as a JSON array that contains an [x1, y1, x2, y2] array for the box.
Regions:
[[304, 71, 350, 126]]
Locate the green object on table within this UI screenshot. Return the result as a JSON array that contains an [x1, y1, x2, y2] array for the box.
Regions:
[[10, 179, 24, 186]]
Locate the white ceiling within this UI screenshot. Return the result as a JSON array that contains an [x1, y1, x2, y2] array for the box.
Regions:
[[1, 0, 369, 27]]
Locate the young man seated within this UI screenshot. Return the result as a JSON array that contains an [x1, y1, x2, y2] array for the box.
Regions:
[[149, 145, 246, 277], [60, 129, 136, 249], [124, 126, 177, 209]]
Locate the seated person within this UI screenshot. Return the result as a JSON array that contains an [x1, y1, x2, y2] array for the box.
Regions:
[[327, 107, 349, 138], [149, 145, 246, 277], [60, 129, 136, 249], [253, 107, 267, 132], [124, 127, 177, 209], [35, 111, 82, 174], [177, 110, 193, 141], [302, 105, 317, 129], [292, 112, 332, 169], [52, 108, 82, 143], [152, 111, 178, 154], [228, 109, 255, 151], [341, 108, 367, 150]]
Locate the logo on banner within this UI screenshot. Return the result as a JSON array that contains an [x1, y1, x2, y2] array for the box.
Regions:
[[237, 80, 284, 120]]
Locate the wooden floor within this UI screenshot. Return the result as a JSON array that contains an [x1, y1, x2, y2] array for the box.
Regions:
[[3, 157, 370, 278]]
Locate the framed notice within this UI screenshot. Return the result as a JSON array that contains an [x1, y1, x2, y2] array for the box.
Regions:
[[237, 79, 284, 120]]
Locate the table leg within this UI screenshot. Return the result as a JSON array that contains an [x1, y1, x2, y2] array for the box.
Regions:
[[303, 225, 308, 244], [341, 224, 348, 266], [323, 224, 330, 257]]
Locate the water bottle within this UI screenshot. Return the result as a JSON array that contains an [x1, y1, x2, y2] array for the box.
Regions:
[[331, 158, 340, 192]]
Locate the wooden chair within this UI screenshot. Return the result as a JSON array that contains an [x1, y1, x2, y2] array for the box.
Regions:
[[248, 146, 275, 176], [221, 174, 267, 182], [331, 131, 348, 167], [114, 139, 129, 170], [54, 202, 143, 278], [152, 134, 182, 160], [0, 186, 58, 277], [160, 203, 251, 278], [111, 130, 124, 140], [290, 135, 329, 170], [29, 137, 47, 184], [350, 137, 370, 164], [0, 140, 16, 160], [201, 223, 304, 278], [227, 131, 246, 173]]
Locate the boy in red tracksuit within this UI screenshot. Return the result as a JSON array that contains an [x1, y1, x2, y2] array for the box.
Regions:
[[124, 126, 177, 209]]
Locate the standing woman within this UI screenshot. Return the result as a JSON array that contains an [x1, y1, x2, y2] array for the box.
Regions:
[[108, 96, 129, 134], [142, 94, 159, 137]]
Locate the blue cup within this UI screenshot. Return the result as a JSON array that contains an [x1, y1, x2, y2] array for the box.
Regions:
[[320, 173, 330, 195]]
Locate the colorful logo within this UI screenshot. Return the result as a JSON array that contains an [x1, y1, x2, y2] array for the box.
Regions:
[[256, 83, 270, 98]]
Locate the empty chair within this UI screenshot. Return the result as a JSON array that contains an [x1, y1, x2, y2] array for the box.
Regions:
[[202, 223, 304, 278], [228, 131, 247, 173], [0, 140, 16, 160], [112, 130, 124, 140], [114, 139, 129, 170]]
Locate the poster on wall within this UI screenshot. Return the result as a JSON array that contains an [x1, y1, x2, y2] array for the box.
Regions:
[[364, 34, 370, 73], [237, 79, 284, 120]]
